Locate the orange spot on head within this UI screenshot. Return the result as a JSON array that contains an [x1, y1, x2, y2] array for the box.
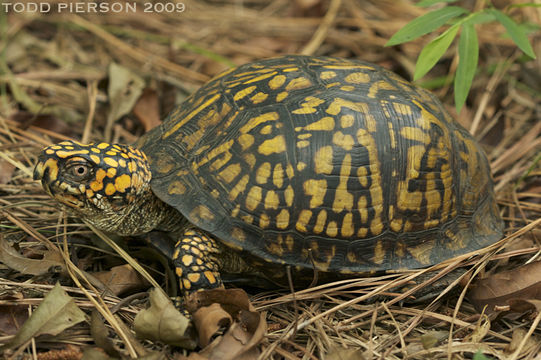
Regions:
[[114, 174, 131, 193], [105, 183, 116, 196], [90, 180, 103, 192], [95, 169, 107, 182]]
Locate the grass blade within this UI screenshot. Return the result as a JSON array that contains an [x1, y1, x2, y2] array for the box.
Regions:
[[386, 6, 467, 46], [414, 23, 460, 80], [455, 23, 479, 112]]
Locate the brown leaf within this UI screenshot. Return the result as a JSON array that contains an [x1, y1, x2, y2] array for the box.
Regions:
[[185, 288, 266, 360], [90, 310, 119, 358], [0, 304, 28, 336], [468, 261, 541, 314], [133, 88, 161, 132], [93, 264, 149, 296], [0, 236, 64, 276], [198, 310, 266, 360], [192, 303, 232, 348], [185, 288, 252, 314], [0, 160, 15, 184]]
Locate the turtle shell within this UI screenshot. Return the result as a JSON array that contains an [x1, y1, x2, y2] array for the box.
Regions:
[[135, 55, 503, 274]]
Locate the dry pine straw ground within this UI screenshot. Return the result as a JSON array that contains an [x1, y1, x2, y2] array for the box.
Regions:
[[0, 0, 540, 358]]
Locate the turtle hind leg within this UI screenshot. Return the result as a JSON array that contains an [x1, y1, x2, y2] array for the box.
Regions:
[[172, 229, 223, 293]]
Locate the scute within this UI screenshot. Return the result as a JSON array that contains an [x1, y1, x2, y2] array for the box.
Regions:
[[137, 55, 503, 273]]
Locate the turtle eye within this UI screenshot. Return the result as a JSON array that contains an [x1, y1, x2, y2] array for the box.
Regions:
[[66, 162, 92, 180]]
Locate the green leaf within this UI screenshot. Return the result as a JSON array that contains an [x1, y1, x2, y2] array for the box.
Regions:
[[414, 23, 460, 80], [386, 6, 467, 46], [464, 11, 495, 26], [417, 0, 458, 7], [473, 350, 489, 360], [455, 23, 479, 112], [491, 9, 536, 58]]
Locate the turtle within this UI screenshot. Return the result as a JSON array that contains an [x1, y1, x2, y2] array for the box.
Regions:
[[33, 55, 503, 295]]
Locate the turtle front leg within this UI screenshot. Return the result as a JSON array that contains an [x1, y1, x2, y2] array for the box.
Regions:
[[172, 229, 223, 293]]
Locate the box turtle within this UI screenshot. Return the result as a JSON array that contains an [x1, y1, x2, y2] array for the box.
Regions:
[[34, 55, 503, 294]]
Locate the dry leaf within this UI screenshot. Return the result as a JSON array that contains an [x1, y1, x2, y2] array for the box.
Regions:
[[505, 327, 540, 354], [90, 310, 119, 358], [185, 289, 266, 360], [133, 88, 161, 132], [198, 310, 266, 360], [0, 160, 16, 184], [93, 264, 149, 296], [192, 303, 232, 348], [468, 261, 541, 314], [1, 283, 86, 351], [185, 288, 252, 314], [0, 304, 28, 336], [133, 288, 196, 349], [0, 236, 64, 276], [107, 63, 145, 125]]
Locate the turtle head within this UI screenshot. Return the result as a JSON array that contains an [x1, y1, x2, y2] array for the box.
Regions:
[[34, 140, 156, 234]]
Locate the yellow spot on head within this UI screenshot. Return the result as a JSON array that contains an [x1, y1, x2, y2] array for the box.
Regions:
[[90, 155, 100, 164], [103, 157, 118, 168]]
